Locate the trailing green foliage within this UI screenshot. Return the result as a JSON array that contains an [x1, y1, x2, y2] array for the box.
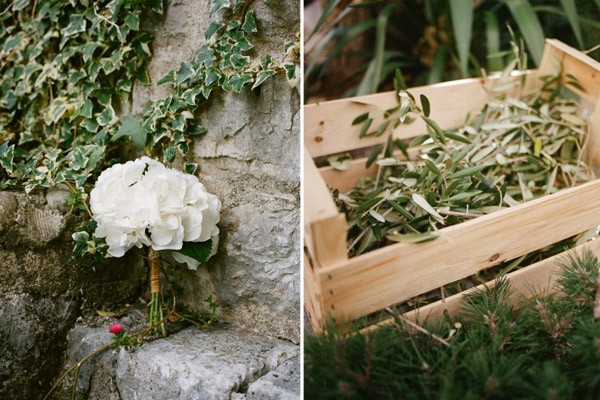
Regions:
[[305, 250, 600, 399], [0, 0, 159, 194], [137, 9, 300, 164], [0, 0, 300, 258]]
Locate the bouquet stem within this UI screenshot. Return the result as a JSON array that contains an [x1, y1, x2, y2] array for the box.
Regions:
[[148, 248, 167, 337]]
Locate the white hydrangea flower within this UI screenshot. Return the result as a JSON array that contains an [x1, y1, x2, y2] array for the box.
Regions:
[[90, 156, 221, 259]]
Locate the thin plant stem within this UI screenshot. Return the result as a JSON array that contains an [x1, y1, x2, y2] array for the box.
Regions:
[[386, 307, 450, 347]]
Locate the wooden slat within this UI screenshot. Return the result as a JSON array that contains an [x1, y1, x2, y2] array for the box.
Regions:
[[543, 39, 600, 104], [304, 147, 348, 268], [319, 148, 422, 192], [304, 253, 324, 334], [304, 147, 339, 223], [304, 78, 489, 158], [319, 160, 378, 193], [588, 98, 600, 168], [317, 178, 600, 321], [362, 238, 600, 333]]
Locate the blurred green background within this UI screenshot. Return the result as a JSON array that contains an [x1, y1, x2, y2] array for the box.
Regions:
[[304, 0, 600, 102]]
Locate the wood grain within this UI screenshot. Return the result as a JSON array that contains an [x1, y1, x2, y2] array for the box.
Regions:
[[317, 179, 600, 321], [362, 238, 600, 332]]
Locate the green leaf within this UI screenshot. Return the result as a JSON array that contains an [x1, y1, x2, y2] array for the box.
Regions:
[[447, 190, 483, 202], [45, 97, 70, 125], [422, 115, 447, 144], [196, 45, 216, 67], [420, 95, 430, 117], [97, 106, 118, 126], [485, 11, 502, 71], [176, 62, 195, 85], [62, 14, 87, 38], [242, 10, 257, 33], [164, 146, 177, 163], [308, 0, 342, 40], [205, 21, 224, 39], [366, 145, 383, 168], [445, 132, 472, 144], [157, 71, 176, 85], [448, 165, 486, 179], [228, 73, 253, 93], [184, 163, 198, 175], [449, 0, 473, 77], [72, 231, 90, 259], [412, 193, 444, 221], [369, 3, 398, 94], [174, 239, 213, 264], [124, 12, 140, 31], [230, 53, 250, 69], [81, 118, 99, 133], [0, 142, 15, 174], [386, 232, 437, 243], [12, 0, 30, 11], [210, 0, 231, 15], [69, 149, 87, 171], [424, 159, 440, 175], [559, 0, 584, 49], [359, 119, 373, 138], [504, 0, 545, 66], [252, 69, 276, 90], [82, 43, 102, 63], [188, 125, 207, 136], [172, 114, 187, 132], [352, 112, 369, 126], [112, 115, 147, 149], [283, 63, 299, 88], [394, 68, 407, 91]]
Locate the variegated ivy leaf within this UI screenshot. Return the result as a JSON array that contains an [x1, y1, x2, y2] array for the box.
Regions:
[[12, 0, 30, 11], [44, 97, 70, 125], [230, 53, 250, 69], [228, 73, 253, 93], [176, 62, 195, 85], [283, 63, 299, 88], [205, 22, 224, 40], [97, 105, 118, 127], [210, 0, 231, 16], [242, 10, 257, 33], [252, 69, 276, 90], [0, 142, 15, 174], [62, 14, 86, 38]]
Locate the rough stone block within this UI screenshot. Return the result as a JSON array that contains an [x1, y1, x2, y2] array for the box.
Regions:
[[0, 191, 146, 400], [246, 356, 300, 400], [59, 318, 299, 400]]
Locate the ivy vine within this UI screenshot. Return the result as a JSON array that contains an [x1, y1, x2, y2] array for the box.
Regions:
[[0, 0, 160, 193], [0, 0, 299, 258]]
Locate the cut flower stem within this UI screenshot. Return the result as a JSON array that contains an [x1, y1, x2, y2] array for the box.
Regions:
[[148, 247, 167, 337]]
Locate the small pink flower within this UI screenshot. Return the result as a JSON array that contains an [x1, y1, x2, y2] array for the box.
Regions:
[[109, 322, 124, 334]]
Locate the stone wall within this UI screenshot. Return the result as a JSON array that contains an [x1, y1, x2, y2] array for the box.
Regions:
[[133, 0, 301, 342], [0, 191, 145, 400]]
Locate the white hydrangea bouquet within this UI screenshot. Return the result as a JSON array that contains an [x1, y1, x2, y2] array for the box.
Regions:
[[84, 156, 221, 335]]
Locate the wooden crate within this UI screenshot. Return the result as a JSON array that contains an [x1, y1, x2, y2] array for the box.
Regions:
[[304, 39, 600, 333]]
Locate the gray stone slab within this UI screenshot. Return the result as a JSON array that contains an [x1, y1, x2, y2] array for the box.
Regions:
[[246, 356, 300, 400], [115, 326, 299, 400]]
